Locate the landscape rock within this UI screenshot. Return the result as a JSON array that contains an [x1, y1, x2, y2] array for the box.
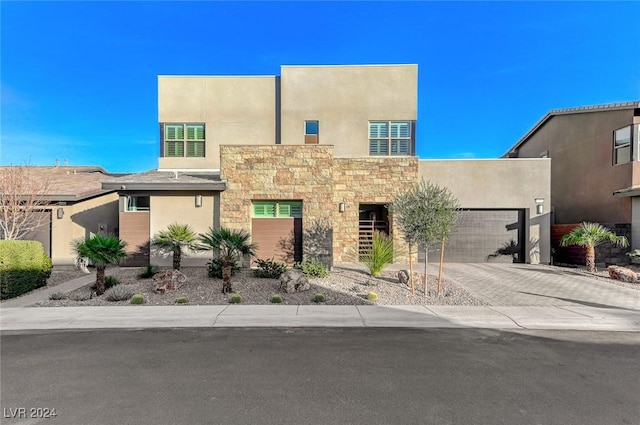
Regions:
[[397, 270, 423, 286], [279, 269, 310, 293], [607, 266, 637, 283], [153, 270, 187, 293]]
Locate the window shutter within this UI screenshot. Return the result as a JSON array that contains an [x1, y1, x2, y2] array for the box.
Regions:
[[187, 141, 205, 157], [253, 202, 276, 217], [165, 125, 184, 140], [166, 141, 184, 157], [187, 125, 205, 140], [369, 122, 389, 138], [391, 139, 410, 155], [391, 122, 410, 138], [369, 140, 388, 156]]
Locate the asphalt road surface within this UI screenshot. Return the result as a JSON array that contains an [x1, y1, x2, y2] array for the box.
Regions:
[[1, 328, 639, 425]]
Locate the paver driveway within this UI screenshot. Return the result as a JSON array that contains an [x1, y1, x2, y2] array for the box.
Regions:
[[438, 263, 640, 309]]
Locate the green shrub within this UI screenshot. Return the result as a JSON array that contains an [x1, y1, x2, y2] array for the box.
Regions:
[[271, 294, 283, 303], [49, 291, 67, 300], [175, 296, 188, 304], [130, 294, 145, 304], [367, 291, 379, 301], [313, 293, 326, 303], [103, 284, 134, 302], [0, 240, 52, 300], [70, 291, 92, 301], [138, 264, 158, 279], [229, 293, 242, 304], [360, 231, 394, 277], [207, 257, 240, 278], [295, 258, 329, 278], [253, 258, 289, 278]]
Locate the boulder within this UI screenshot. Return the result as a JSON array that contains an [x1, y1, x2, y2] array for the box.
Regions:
[[280, 269, 310, 293], [153, 270, 187, 293], [607, 266, 638, 283], [397, 270, 423, 286]]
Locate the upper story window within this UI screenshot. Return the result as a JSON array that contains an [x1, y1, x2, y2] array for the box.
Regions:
[[163, 124, 205, 157], [369, 121, 413, 156], [613, 125, 631, 165], [253, 201, 302, 218], [304, 121, 319, 144]]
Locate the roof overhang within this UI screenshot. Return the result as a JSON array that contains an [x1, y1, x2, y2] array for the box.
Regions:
[[613, 186, 640, 198], [102, 181, 227, 191]]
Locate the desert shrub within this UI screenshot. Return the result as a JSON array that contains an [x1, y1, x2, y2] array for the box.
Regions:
[[313, 293, 326, 303], [175, 296, 188, 304], [130, 294, 144, 304], [207, 257, 240, 279], [367, 291, 379, 301], [271, 294, 283, 303], [70, 291, 93, 301], [138, 264, 158, 279], [0, 240, 52, 300], [253, 258, 289, 279], [103, 284, 134, 302], [49, 291, 67, 300], [90, 275, 119, 291], [295, 258, 329, 278], [360, 231, 394, 277], [229, 293, 242, 304]]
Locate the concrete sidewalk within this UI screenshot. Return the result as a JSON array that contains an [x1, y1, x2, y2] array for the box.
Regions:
[[2, 304, 639, 332]]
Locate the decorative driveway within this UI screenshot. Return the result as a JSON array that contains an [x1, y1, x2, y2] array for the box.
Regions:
[[438, 263, 640, 309]]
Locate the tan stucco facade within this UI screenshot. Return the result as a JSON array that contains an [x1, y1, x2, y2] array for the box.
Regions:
[[419, 159, 551, 264]]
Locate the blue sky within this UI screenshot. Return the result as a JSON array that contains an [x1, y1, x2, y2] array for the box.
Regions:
[[1, 1, 639, 173]]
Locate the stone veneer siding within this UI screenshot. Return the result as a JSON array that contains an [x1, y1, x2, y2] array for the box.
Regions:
[[220, 145, 419, 264]]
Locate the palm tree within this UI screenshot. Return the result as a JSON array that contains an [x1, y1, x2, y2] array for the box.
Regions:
[[152, 223, 201, 270], [73, 234, 128, 295], [560, 222, 629, 272], [199, 227, 257, 293]]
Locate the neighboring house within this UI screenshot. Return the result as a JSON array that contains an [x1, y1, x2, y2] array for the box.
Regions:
[[104, 64, 551, 267], [504, 101, 640, 265], [1, 165, 119, 265]]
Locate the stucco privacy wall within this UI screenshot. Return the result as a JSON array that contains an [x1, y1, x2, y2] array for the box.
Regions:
[[418, 159, 551, 264], [220, 145, 418, 263]]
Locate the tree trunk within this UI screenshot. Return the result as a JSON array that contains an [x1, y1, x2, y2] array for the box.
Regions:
[[95, 266, 106, 295], [437, 238, 445, 296], [423, 247, 428, 297], [173, 248, 181, 270], [221, 260, 233, 293], [585, 245, 596, 272], [408, 243, 415, 296]]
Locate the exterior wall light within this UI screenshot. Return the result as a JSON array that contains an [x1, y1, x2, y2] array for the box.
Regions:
[[535, 198, 544, 215], [56, 208, 64, 219], [195, 195, 203, 208], [339, 202, 346, 213]]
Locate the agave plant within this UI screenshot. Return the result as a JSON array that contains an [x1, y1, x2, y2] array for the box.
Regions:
[[560, 222, 629, 272], [72, 234, 128, 295], [360, 231, 394, 277], [152, 223, 201, 270], [199, 227, 257, 293]]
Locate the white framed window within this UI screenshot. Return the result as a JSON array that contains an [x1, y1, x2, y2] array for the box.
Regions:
[[369, 121, 413, 156], [613, 125, 631, 165], [163, 123, 205, 157]]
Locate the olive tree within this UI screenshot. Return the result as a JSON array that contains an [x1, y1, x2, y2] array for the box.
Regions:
[[392, 180, 460, 296]]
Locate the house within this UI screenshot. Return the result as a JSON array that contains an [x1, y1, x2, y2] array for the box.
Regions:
[[1, 165, 119, 265], [503, 101, 640, 265], [104, 65, 550, 267]]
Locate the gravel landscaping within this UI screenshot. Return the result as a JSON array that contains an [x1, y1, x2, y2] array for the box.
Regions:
[[33, 265, 487, 307]]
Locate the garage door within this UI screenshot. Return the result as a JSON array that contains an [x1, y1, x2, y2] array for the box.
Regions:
[[252, 201, 302, 264], [420, 209, 524, 263]]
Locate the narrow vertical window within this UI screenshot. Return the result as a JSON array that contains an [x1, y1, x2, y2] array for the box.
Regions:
[[613, 126, 631, 165], [305, 121, 319, 144]]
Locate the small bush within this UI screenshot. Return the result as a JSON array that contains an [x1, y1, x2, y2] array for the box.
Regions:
[[103, 284, 134, 302], [130, 294, 144, 304], [0, 240, 52, 300], [138, 264, 158, 279], [253, 258, 289, 279], [229, 293, 242, 304], [70, 291, 92, 301], [313, 293, 326, 303], [90, 275, 119, 291], [207, 257, 240, 279], [175, 296, 188, 304], [360, 231, 394, 277], [367, 291, 379, 301], [295, 258, 329, 278], [49, 291, 67, 300], [271, 294, 283, 303]]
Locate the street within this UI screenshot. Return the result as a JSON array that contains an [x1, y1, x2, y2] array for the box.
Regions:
[[1, 328, 639, 425]]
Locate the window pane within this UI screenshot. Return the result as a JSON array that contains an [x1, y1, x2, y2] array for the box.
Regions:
[[616, 145, 631, 164], [615, 126, 631, 146], [165, 141, 184, 157], [391, 122, 410, 138], [391, 139, 410, 155], [165, 125, 184, 140], [186, 141, 205, 157], [369, 122, 389, 138], [369, 140, 388, 156], [187, 125, 205, 140], [305, 121, 319, 135], [253, 202, 276, 217]]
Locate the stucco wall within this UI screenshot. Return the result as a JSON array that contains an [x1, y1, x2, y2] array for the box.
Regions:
[[419, 159, 551, 264], [515, 109, 634, 224], [158, 76, 276, 170], [279, 65, 418, 157]]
